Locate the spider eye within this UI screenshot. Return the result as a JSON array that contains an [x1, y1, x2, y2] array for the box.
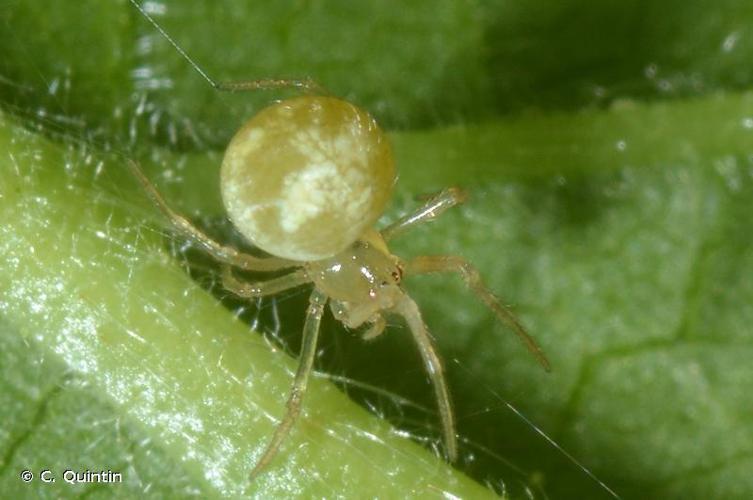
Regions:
[[391, 270, 401, 282]]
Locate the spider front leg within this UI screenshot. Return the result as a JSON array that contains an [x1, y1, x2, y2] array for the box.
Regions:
[[250, 289, 328, 479], [394, 294, 457, 461], [129, 160, 295, 272], [381, 187, 467, 241], [405, 256, 551, 371]]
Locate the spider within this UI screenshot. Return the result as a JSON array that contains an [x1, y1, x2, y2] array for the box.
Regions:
[[129, 0, 549, 479]]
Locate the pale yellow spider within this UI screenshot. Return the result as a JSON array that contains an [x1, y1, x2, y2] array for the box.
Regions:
[[129, 0, 549, 478]]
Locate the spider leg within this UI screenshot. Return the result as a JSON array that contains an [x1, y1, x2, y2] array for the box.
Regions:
[[381, 187, 467, 241], [405, 256, 551, 372], [250, 289, 327, 479], [222, 267, 309, 298], [129, 160, 296, 272], [129, 0, 325, 96], [215, 78, 326, 95], [394, 294, 457, 461]]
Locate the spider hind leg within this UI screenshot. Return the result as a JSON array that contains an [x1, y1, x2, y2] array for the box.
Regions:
[[381, 187, 467, 241], [128, 160, 295, 272]]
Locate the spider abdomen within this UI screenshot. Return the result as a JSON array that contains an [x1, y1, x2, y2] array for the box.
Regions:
[[220, 96, 395, 262]]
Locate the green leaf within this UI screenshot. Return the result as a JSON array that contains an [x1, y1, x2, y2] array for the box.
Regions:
[[2, 1, 753, 498]]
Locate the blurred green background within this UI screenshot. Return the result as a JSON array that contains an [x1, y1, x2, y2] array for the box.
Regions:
[[2, 0, 753, 498]]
